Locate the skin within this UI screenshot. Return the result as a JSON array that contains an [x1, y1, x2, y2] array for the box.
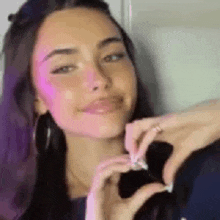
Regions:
[[31, 7, 138, 198]]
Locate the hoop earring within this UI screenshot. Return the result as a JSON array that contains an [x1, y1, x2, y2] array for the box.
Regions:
[[33, 112, 52, 154]]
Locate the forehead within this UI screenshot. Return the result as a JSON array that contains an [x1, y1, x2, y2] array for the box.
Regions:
[[33, 8, 121, 56]]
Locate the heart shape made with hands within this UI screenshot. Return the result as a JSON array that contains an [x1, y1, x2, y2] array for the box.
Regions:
[[119, 141, 173, 199]]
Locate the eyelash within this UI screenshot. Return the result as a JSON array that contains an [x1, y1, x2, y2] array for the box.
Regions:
[[51, 52, 126, 74], [103, 52, 126, 62], [51, 65, 76, 74]]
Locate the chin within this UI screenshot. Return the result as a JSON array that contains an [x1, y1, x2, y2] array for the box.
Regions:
[[91, 123, 126, 139], [62, 109, 131, 138]]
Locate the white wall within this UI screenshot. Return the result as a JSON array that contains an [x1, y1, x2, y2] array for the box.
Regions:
[[0, 0, 26, 52], [123, 0, 220, 114], [105, 0, 123, 24], [146, 28, 220, 114], [0, 0, 26, 97]]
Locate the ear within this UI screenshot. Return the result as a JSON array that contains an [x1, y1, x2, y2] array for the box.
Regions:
[[34, 96, 48, 115]]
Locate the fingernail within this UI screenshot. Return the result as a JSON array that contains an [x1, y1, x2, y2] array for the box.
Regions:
[[131, 161, 142, 171], [137, 159, 148, 170], [140, 162, 148, 170], [165, 182, 174, 193]]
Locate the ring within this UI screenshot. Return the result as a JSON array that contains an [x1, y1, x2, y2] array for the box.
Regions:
[[152, 124, 163, 133]]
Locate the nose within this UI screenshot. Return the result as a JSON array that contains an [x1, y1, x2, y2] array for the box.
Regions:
[[83, 62, 111, 92]]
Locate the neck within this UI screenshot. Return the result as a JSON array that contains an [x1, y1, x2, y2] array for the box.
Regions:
[[65, 133, 127, 198]]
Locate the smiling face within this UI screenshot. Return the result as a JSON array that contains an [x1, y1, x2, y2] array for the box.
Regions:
[[31, 7, 137, 139]]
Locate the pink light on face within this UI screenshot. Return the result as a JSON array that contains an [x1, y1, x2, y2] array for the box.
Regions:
[[34, 49, 56, 99], [38, 70, 56, 99]]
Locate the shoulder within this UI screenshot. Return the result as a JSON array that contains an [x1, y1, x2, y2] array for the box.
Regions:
[[174, 139, 220, 219]]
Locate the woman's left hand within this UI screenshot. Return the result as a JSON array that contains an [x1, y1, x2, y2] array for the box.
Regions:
[[85, 154, 167, 220], [125, 99, 220, 185]]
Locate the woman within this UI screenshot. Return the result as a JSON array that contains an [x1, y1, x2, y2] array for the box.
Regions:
[[0, 0, 220, 219]]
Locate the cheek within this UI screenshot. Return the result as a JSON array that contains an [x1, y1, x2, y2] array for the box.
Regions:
[[34, 65, 56, 99], [111, 67, 137, 120], [114, 63, 137, 98], [39, 82, 80, 130], [35, 73, 80, 112]]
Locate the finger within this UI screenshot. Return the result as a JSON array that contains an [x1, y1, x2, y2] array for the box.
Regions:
[[108, 172, 125, 200], [109, 172, 121, 185], [162, 127, 209, 184], [125, 118, 161, 156], [91, 162, 132, 193], [158, 113, 192, 130], [127, 183, 166, 213], [134, 128, 159, 161], [97, 154, 130, 171], [162, 147, 190, 185], [124, 123, 138, 156]]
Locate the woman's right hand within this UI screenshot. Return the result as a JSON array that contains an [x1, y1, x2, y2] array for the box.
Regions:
[[125, 99, 220, 186], [85, 154, 166, 220]]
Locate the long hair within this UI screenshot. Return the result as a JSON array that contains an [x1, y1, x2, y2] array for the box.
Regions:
[[0, 0, 155, 219]]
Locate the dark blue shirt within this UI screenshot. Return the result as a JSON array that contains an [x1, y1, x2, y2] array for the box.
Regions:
[[173, 139, 220, 220], [71, 197, 86, 220]]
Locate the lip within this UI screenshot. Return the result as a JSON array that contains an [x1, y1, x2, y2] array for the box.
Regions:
[[83, 95, 123, 114]]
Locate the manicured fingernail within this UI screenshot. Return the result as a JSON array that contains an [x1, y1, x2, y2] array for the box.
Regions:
[[131, 161, 142, 171], [165, 182, 174, 193], [138, 160, 148, 170]]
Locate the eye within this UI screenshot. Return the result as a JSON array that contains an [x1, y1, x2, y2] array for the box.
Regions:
[[103, 52, 126, 62], [51, 65, 76, 74]]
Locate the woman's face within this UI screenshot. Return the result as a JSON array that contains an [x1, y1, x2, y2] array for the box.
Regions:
[[31, 7, 137, 139]]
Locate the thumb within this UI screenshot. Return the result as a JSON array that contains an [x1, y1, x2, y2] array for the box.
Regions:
[[128, 183, 166, 213], [163, 148, 190, 185], [163, 155, 176, 185]]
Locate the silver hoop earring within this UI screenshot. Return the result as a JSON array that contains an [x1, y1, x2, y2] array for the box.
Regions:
[[33, 112, 52, 154], [45, 127, 51, 149]]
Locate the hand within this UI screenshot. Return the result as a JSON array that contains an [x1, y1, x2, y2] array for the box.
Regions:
[[85, 154, 166, 220], [125, 99, 220, 185]]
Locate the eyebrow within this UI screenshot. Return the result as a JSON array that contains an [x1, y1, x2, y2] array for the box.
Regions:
[[42, 36, 123, 63]]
